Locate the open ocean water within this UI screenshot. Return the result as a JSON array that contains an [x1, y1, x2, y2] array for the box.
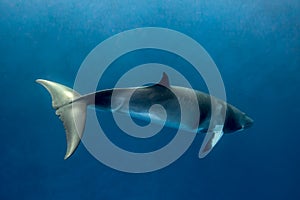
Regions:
[[0, 0, 299, 199]]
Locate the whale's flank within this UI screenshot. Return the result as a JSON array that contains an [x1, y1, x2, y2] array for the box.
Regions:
[[36, 73, 253, 160]]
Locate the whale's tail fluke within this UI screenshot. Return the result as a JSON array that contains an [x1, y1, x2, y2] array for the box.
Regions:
[[36, 79, 87, 159]]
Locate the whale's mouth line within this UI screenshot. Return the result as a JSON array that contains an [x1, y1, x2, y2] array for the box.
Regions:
[[242, 121, 253, 130]]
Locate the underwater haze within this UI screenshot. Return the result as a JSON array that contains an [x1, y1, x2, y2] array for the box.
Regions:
[[1, 0, 300, 199]]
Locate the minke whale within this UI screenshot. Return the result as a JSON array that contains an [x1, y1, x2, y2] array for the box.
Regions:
[[36, 73, 253, 159]]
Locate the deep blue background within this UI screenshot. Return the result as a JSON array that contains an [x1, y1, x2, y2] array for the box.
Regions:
[[1, 0, 299, 199]]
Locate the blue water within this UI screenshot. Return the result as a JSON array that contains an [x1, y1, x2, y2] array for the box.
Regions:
[[1, 0, 299, 199]]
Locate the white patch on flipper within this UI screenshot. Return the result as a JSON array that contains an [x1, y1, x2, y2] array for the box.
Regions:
[[198, 125, 224, 158]]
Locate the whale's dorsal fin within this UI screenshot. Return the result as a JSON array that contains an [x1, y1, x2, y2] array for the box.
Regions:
[[158, 72, 170, 88]]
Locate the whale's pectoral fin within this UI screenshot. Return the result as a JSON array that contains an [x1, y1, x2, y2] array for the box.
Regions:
[[199, 125, 224, 158], [111, 97, 125, 113]]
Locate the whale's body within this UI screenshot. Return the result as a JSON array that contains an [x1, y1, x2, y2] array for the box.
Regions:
[[37, 73, 253, 159]]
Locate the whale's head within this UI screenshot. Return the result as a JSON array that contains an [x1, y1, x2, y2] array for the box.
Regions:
[[223, 105, 253, 133], [239, 114, 254, 130]]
